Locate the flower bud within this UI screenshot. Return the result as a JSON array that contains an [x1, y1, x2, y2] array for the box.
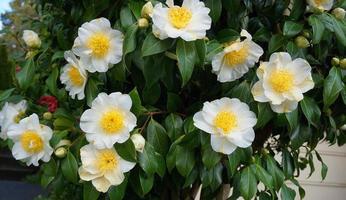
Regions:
[[25, 51, 37, 59], [22, 30, 41, 48], [332, 8, 346, 20], [130, 134, 145, 153], [340, 58, 346, 69], [331, 57, 340, 66], [54, 147, 67, 158], [55, 139, 72, 148], [43, 112, 53, 120], [141, 1, 153, 19], [302, 30, 311, 39], [295, 36, 310, 48], [138, 18, 149, 28]]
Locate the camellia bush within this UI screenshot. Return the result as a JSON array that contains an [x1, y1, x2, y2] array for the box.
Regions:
[[1, 0, 346, 199]]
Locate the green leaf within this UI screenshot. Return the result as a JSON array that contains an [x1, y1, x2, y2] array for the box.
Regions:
[[227, 150, 241, 177], [216, 29, 239, 43], [0, 88, 15, 102], [315, 151, 328, 180], [142, 33, 172, 57], [227, 81, 252, 103], [320, 13, 346, 46], [143, 57, 164, 88], [268, 34, 286, 54], [164, 114, 183, 141], [138, 143, 166, 177], [16, 59, 36, 91], [202, 145, 222, 169], [123, 24, 138, 56], [285, 108, 298, 131], [85, 77, 101, 107], [108, 175, 128, 200], [120, 7, 135, 30], [195, 39, 206, 68], [300, 97, 321, 127], [250, 164, 274, 189], [175, 146, 195, 177], [240, 167, 257, 200], [280, 184, 296, 200], [282, 149, 294, 178], [205, 0, 222, 22], [129, 87, 145, 116], [266, 156, 285, 190], [147, 118, 169, 156], [114, 139, 137, 162], [308, 15, 325, 44], [166, 92, 183, 113], [176, 39, 197, 87], [283, 21, 303, 37], [61, 151, 78, 183], [83, 182, 100, 200], [289, 125, 312, 150], [46, 67, 59, 97], [323, 67, 344, 108], [255, 103, 274, 128]]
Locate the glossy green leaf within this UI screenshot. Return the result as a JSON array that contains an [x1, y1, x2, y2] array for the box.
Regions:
[[323, 67, 344, 108], [250, 164, 274, 189], [142, 33, 172, 57], [146, 118, 169, 156], [138, 143, 166, 177], [176, 39, 197, 87], [16, 59, 36, 91], [300, 97, 321, 127], [61, 152, 78, 183], [283, 21, 303, 37], [308, 15, 325, 44], [280, 184, 296, 200], [114, 139, 137, 162], [205, 0, 222, 22], [240, 167, 257, 200], [175, 146, 195, 177], [123, 24, 138, 56], [108, 175, 129, 200], [164, 114, 183, 141], [83, 182, 100, 200]]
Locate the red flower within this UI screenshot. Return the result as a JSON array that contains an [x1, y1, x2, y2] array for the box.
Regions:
[[16, 65, 21, 72], [38, 95, 58, 112]]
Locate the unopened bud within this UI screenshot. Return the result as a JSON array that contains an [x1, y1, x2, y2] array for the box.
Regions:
[[130, 134, 146, 153], [43, 112, 52, 120], [331, 57, 340, 66], [295, 36, 310, 48], [54, 147, 67, 158], [138, 18, 149, 28], [141, 2, 153, 19], [25, 51, 37, 59], [22, 30, 41, 48], [302, 30, 310, 39], [340, 58, 346, 69], [55, 139, 72, 148], [332, 8, 346, 20]]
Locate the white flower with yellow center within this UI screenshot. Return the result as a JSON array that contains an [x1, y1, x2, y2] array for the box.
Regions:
[[251, 52, 314, 113], [151, 0, 212, 41], [0, 100, 27, 140], [212, 30, 264, 82], [193, 98, 257, 154], [7, 114, 53, 166], [22, 30, 41, 48], [80, 92, 137, 149], [307, 0, 333, 11], [72, 18, 124, 73], [60, 51, 88, 100], [78, 144, 135, 193]]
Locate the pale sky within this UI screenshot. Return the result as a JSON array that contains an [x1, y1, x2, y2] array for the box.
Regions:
[[0, 0, 11, 29]]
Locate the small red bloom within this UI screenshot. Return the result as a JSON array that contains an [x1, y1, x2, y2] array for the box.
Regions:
[[38, 95, 58, 113], [16, 65, 21, 72]]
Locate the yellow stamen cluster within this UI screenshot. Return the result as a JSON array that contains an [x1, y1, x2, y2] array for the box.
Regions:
[[214, 111, 238, 133], [224, 45, 249, 66], [20, 131, 44, 153], [87, 33, 110, 58], [99, 110, 124, 134], [168, 7, 192, 29], [68, 67, 84, 86], [269, 69, 294, 93], [97, 149, 118, 172]]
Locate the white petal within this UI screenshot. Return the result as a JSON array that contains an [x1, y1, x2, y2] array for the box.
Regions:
[[270, 100, 298, 113], [227, 129, 255, 148], [92, 177, 112, 193], [252, 81, 270, 102], [193, 112, 215, 134], [210, 135, 237, 154], [118, 156, 136, 173], [269, 52, 292, 66]]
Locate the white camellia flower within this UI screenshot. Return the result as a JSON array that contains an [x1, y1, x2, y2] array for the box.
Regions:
[[193, 98, 257, 154], [151, 0, 212, 41], [130, 133, 146, 153], [251, 52, 314, 113], [80, 92, 137, 149], [7, 114, 53, 166], [307, 0, 333, 11], [78, 144, 136, 193], [0, 100, 27, 140], [22, 30, 41, 48], [212, 30, 264, 82], [60, 51, 88, 100], [72, 18, 124, 73]]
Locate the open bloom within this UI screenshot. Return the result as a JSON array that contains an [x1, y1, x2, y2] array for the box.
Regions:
[[60, 51, 87, 100], [78, 144, 135, 192], [151, 0, 211, 41], [80, 92, 137, 149], [72, 18, 124, 73], [212, 30, 263, 82], [22, 30, 41, 48], [251, 52, 314, 113], [0, 100, 27, 140], [193, 98, 257, 154], [307, 0, 333, 11], [7, 114, 53, 166]]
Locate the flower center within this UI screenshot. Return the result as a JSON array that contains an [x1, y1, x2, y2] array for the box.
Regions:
[[20, 131, 44, 153], [269, 69, 294, 93], [97, 149, 118, 172], [214, 111, 238, 133], [87, 33, 110, 58], [224, 45, 249, 66], [99, 109, 124, 134], [168, 7, 192, 29], [314, 0, 327, 6], [68, 66, 84, 86]]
